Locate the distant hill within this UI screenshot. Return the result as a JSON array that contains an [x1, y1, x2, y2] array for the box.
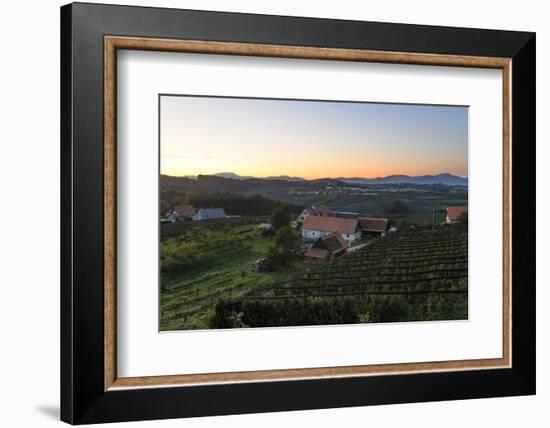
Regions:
[[160, 173, 468, 217], [339, 173, 467, 186], [175, 172, 466, 186], [166, 172, 468, 187], [161, 174, 308, 196], [212, 172, 468, 186], [212, 172, 254, 180], [263, 175, 305, 181], [212, 172, 305, 181]]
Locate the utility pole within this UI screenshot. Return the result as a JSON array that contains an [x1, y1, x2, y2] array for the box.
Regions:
[[432, 201, 435, 232]]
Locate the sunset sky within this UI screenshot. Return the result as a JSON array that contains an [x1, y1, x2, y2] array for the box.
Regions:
[[160, 95, 468, 179]]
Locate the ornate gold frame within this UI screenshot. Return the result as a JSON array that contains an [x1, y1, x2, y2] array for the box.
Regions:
[[104, 36, 512, 391]]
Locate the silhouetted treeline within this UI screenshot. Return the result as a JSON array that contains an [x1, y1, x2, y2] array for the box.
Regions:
[[211, 298, 359, 328], [211, 292, 467, 328], [165, 191, 303, 216]]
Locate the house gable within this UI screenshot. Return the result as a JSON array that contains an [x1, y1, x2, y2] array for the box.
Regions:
[[446, 206, 467, 222], [302, 216, 359, 235], [312, 232, 348, 254]]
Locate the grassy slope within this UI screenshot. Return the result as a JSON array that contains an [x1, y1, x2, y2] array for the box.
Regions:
[[214, 226, 468, 328], [160, 224, 309, 330]]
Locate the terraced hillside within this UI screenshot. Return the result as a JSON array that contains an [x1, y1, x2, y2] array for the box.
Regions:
[[212, 226, 468, 328]]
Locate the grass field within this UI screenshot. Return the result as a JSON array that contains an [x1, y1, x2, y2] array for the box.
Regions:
[[160, 221, 311, 330]]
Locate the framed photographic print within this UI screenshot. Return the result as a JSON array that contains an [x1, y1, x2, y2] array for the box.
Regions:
[[60, 2, 536, 424]]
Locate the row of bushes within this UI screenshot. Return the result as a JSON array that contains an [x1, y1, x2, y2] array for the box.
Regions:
[[210, 292, 468, 329], [210, 298, 359, 328]]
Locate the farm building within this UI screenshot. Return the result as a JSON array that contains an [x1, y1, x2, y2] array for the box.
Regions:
[[169, 204, 196, 222], [302, 216, 361, 244], [303, 248, 331, 263], [194, 208, 226, 221], [358, 216, 389, 238], [304, 232, 348, 264], [297, 205, 334, 223], [446, 206, 467, 224]]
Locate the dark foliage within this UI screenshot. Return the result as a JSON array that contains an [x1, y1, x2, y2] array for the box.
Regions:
[[211, 297, 360, 328], [162, 191, 303, 216], [364, 296, 409, 323], [383, 199, 410, 214], [270, 204, 291, 229], [267, 226, 300, 268], [212, 292, 467, 329]]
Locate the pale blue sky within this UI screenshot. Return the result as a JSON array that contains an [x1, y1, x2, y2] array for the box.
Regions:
[[160, 95, 468, 179]]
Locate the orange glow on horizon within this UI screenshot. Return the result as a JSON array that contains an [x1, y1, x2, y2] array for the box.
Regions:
[[160, 146, 468, 179], [160, 96, 468, 180], [160, 163, 467, 180]]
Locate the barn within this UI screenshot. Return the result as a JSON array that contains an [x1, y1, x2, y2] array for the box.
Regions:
[[304, 232, 348, 263], [358, 216, 389, 238], [303, 248, 331, 264]]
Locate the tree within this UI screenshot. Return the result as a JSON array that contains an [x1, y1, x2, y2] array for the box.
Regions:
[[170, 194, 187, 208], [267, 226, 299, 268], [183, 191, 196, 205], [270, 204, 291, 230], [384, 199, 409, 214]]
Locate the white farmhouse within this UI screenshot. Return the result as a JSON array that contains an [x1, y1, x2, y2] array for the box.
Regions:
[[302, 216, 361, 245], [194, 208, 226, 221]]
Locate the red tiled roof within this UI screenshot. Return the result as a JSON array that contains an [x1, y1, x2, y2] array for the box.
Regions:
[[303, 216, 359, 235], [315, 232, 348, 252], [304, 248, 331, 260], [447, 206, 467, 221], [173, 205, 196, 217], [358, 217, 389, 233]]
